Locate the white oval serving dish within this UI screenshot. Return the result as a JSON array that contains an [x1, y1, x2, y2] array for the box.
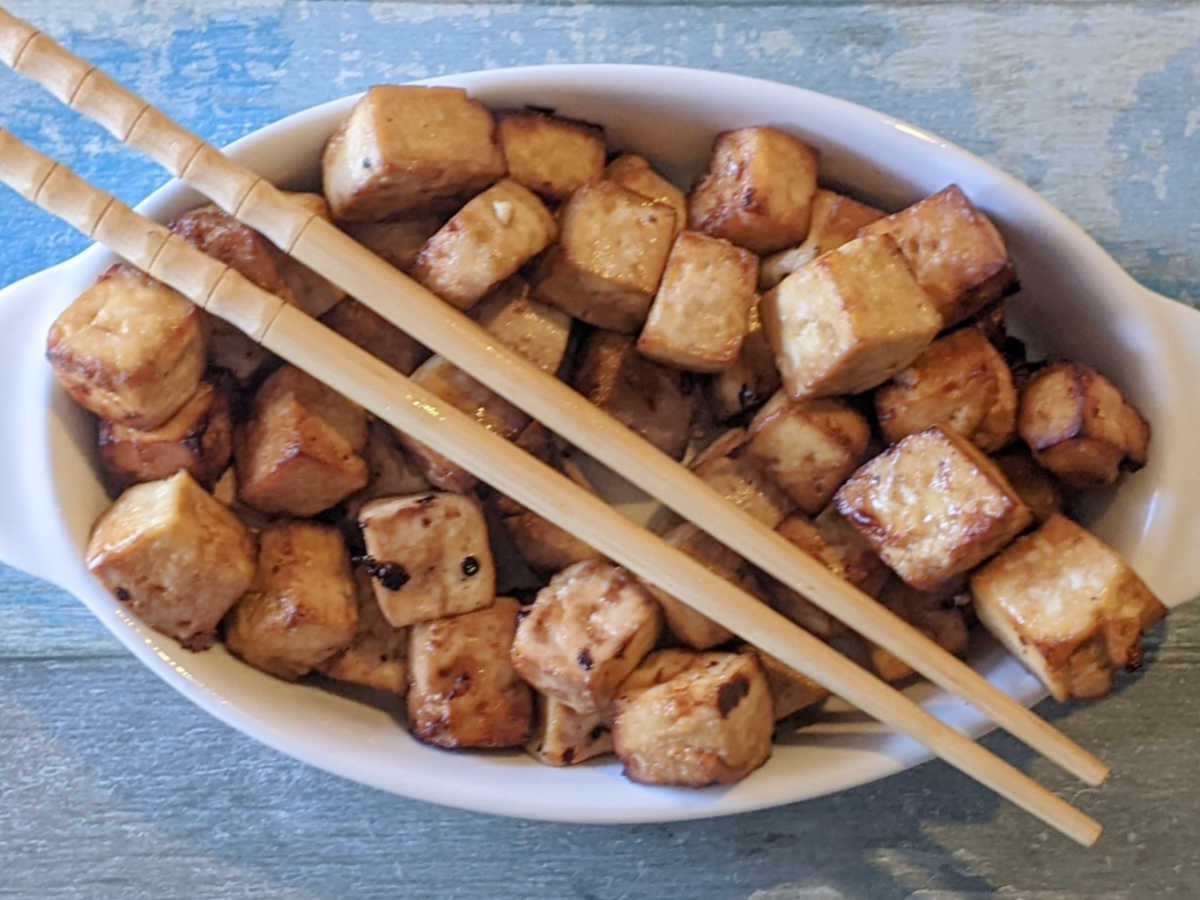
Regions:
[[0, 65, 1197, 823]]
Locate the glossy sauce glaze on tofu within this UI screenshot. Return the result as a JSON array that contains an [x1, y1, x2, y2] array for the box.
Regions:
[[50, 85, 1164, 788]]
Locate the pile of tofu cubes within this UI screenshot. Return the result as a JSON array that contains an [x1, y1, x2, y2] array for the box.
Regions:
[[48, 84, 1164, 788]]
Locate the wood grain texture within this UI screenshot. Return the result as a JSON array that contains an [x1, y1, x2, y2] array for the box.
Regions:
[[0, 0, 1198, 896]]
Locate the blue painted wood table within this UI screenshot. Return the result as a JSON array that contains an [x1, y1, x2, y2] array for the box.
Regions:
[[0, 3, 1197, 897]]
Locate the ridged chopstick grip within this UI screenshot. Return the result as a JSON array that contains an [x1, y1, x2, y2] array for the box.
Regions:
[[0, 7, 1108, 791]]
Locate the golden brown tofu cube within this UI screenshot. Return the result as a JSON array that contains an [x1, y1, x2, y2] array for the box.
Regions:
[[761, 234, 942, 399], [358, 492, 495, 627], [746, 391, 871, 515], [612, 649, 774, 786], [171, 204, 294, 301], [636, 232, 758, 373], [971, 514, 1166, 701], [875, 326, 1018, 452], [497, 110, 606, 202], [225, 521, 359, 681], [527, 694, 613, 766], [835, 427, 1033, 590], [690, 428, 796, 528], [471, 278, 572, 375], [707, 299, 782, 421], [878, 578, 969, 658], [278, 192, 347, 318], [322, 85, 506, 222], [573, 330, 696, 460], [533, 180, 676, 333], [407, 597, 533, 748], [412, 179, 558, 309], [751, 649, 830, 721], [318, 570, 409, 695], [47, 265, 206, 430], [85, 471, 256, 650], [1018, 360, 1150, 488], [687, 127, 819, 254], [511, 560, 662, 715], [502, 512, 602, 577], [759, 189, 885, 290], [343, 421, 432, 524], [237, 366, 369, 516], [605, 154, 687, 238], [320, 297, 429, 376], [859, 185, 1016, 327], [829, 632, 916, 683], [341, 214, 446, 271], [98, 380, 233, 494], [992, 447, 1063, 524]]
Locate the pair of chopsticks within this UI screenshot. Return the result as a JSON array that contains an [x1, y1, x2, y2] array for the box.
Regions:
[[0, 8, 1104, 845]]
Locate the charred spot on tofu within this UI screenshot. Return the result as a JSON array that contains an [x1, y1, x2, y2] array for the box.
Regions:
[[526, 693, 614, 766], [236, 366, 369, 517], [746, 392, 872, 515], [407, 597, 533, 749], [47, 264, 207, 430], [357, 492, 496, 627], [86, 471, 256, 650], [636, 231, 759, 373], [322, 86, 506, 222], [533, 180, 677, 333], [320, 297, 430, 376], [612, 650, 774, 786], [759, 189, 885, 290], [604, 154, 688, 238], [573, 330, 696, 460], [470, 278, 572, 375], [971, 514, 1166, 702], [707, 298, 782, 421], [1017, 360, 1149, 487], [340, 214, 446, 271], [690, 428, 796, 528], [991, 447, 1063, 524], [835, 427, 1033, 590], [510, 560, 662, 716], [98, 379, 233, 494], [760, 234, 942, 399], [688, 127, 819, 254], [225, 521, 359, 681], [318, 569, 410, 695], [412, 179, 558, 310], [859, 184, 1016, 327], [875, 326, 1018, 452], [497, 110, 606, 202]]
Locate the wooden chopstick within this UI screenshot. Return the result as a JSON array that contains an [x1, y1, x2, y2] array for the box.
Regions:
[[0, 125, 1102, 846], [0, 7, 1111, 791]]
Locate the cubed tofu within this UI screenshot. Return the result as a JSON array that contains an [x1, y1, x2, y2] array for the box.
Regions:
[[707, 299, 782, 421], [835, 427, 1033, 590], [320, 297, 429, 376], [533, 180, 676, 333], [171, 204, 294, 301], [687, 127, 819, 254], [318, 570, 409, 695], [357, 492, 495, 627], [875, 326, 1018, 452], [85, 471, 256, 650], [511, 560, 662, 715], [690, 429, 795, 528], [971, 514, 1166, 701], [746, 391, 871, 515], [605, 154, 687, 238], [859, 185, 1016, 327], [761, 234, 942, 399], [341, 214, 446, 271], [98, 379, 233, 494], [497, 110, 606, 202], [343, 421, 432, 523], [412, 179, 558, 309], [237, 366, 369, 516], [992, 447, 1063, 524], [1017, 360, 1150, 488], [407, 597, 533, 748], [752, 649, 830, 720], [225, 521, 359, 681], [878, 577, 969, 658], [502, 511, 603, 576], [636, 231, 759, 373], [205, 318, 275, 387], [47, 265, 206, 430], [573, 330, 696, 460], [527, 693, 614, 766], [322, 85, 506, 222], [612, 649, 774, 786], [278, 192, 347, 318], [830, 632, 916, 683], [759, 189, 885, 290], [471, 278, 572, 375]]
